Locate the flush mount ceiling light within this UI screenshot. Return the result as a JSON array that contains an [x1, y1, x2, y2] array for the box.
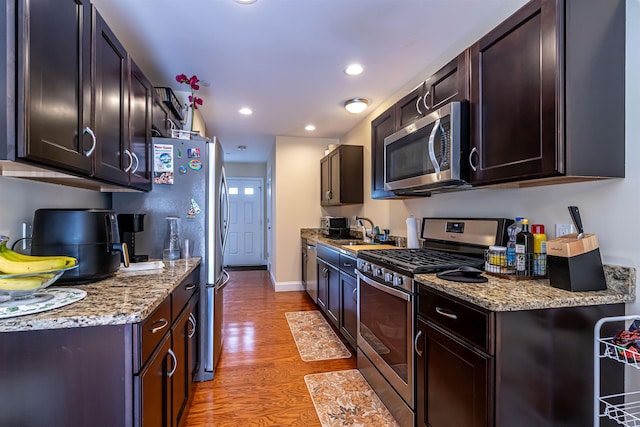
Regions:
[[305, 124, 316, 131], [344, 98, 369, 114], [344, 63, 364, 76], [233, 0, 257, 4], [238, 107, 253, 115]]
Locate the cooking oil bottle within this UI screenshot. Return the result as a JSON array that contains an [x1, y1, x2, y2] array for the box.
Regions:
[[515, 219, 533, 275]]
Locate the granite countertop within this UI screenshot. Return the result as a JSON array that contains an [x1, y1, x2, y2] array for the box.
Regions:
[[301, 228, 636, 311], [0, 258, 201, 333], [300, 228, 403, 256]]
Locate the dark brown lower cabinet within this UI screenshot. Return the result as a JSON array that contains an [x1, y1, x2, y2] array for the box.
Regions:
[[339, 271, 357, 348], [137, 332, 173, 427], [416, 284, 624, 427], [0, 268, 200, 427], [415, 317, 491, 427]]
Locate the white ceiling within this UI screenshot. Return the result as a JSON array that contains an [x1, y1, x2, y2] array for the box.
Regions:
[[90, 0, 527, 163]]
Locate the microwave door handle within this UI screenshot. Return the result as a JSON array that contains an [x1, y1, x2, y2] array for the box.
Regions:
[[428, 118, 441, 181]]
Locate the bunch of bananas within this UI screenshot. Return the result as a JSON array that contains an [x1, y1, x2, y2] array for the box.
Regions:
[[0, 236, 77, 291]]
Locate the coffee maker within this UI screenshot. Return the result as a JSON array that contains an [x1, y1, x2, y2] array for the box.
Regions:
[[117, 214, 148, 263]]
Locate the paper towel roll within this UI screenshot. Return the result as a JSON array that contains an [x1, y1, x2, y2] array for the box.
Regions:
[[406, 217, 419, 249]]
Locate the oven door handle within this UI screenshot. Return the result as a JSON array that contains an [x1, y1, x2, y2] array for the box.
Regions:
[[356, 270, 411, 301]]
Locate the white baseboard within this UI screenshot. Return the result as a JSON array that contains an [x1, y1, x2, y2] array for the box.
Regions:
[[268, 271, 304, 292]]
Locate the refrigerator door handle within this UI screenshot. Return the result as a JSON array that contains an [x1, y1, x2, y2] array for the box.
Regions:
[[221, 166, 231, 254], [215, 269, 231, 292]]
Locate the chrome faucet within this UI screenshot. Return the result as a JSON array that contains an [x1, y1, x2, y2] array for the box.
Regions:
[[354, 216, 377, 243]]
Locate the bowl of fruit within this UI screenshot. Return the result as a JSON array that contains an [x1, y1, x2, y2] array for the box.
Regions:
[[0, 235, 78, 300]]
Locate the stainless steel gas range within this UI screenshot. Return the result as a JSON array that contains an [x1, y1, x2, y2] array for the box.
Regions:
[[355, 217, 512, 427]]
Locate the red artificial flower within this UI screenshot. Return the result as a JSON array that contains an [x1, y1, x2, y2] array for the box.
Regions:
[[176, 73, 188, 84], [188, 96, 203, 109]]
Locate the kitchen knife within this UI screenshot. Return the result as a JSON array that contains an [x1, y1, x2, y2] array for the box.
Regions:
[[568, 206, 584, 239]]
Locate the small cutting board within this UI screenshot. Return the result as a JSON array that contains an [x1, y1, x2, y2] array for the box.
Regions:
[[340, 244, 399, 252]]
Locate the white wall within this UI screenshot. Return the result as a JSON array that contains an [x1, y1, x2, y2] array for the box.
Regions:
[[225, 162, 266, 178], [0, 177, 109, 246], [269, 135, 338, 290]]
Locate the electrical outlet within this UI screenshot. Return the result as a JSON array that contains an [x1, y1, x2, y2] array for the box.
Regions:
[[555, 223, 575, 238]]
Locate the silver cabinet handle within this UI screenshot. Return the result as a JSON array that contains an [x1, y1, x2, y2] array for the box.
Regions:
[[414, 329, 423, 357], [83, 127, 96, 156], [184, 283, 197, 291], [167, 118, 176, 130], [131, 152, 140, 174], [188, 313, 197, 338], [435, 307, 458, 320], [352, 287, 357, 301], [167, 348, 177, 377], [423, 90, 431, 111], [415, 96, 423, 115], [343, 263, 353, 267], [150, 318, 169, 334], [124, 149, 133, 172], [469, 147, 478, 172]]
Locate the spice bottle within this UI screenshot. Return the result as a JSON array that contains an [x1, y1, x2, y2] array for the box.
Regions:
[[515, 219, 533, 275], [531, 224, 547, 276]]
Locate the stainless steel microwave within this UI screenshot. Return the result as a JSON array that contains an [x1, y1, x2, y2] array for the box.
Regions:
[[384, 101, 470, 195]]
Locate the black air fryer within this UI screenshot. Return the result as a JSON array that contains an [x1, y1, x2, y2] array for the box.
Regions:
[[31, 209, 129, 284]]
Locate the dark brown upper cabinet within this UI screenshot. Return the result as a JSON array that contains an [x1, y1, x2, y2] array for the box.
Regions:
[[370, 105, 396, 199], [12, 1, 154, 191], [425, 51, 469, 112], [92, 9, 130, 186], [469, 0, 625, 187], [320, 145, 363, 206], [17, 0, 94, 175], [129, 59, 153, 191]]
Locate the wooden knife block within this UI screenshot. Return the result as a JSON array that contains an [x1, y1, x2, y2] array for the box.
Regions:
[[546, 233, 607, 292]]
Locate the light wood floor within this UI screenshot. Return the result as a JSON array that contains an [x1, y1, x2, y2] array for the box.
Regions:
[[184, 270, 357, 426]]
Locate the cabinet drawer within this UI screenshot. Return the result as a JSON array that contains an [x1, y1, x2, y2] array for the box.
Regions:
[[418, 284, 492, 353], [338, 253, 356, 276], [171, 269, 199, 321], [317, 244, 339, 266], [136, 296, 172, 370]]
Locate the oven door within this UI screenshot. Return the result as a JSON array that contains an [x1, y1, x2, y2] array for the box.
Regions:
[[357, 270, 414, 408], [384, 101, 468, 192]]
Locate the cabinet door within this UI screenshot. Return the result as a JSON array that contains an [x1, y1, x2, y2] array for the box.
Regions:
[[171, 303, 191, 427], [92, 8, 130, 185], [339, 272, 357, 348], [137, 332, 172, 427], [469, 0, 560, 186], [325, 263, 340, 328], [320, 156, 330, 206], [17, 0, 93, 174], [395, 83, 426, 129], [129, 59, 153, 191], [187, 297, 200, 386], [328, 150, 341, 205], [426, 51, 470, 111], [370, 105, 396, 199], [418, 319, 492, 427], [316, 260, 328, 312]]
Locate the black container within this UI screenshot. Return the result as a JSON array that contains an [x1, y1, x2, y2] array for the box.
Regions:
[[31, 209, 125, 284], [547, 249, 607, 292]]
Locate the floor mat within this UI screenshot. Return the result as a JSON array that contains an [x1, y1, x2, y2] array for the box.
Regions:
[[285, 311, 351, 362], [304, 369, 400, 427]]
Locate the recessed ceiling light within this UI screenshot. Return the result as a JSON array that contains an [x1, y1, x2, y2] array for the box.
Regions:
[[344, 98, 369, 114], [239, 107, 253, 115], [237, 145, 247, 151], [344, 63, 364, 76], [305, 124, 316, 131]]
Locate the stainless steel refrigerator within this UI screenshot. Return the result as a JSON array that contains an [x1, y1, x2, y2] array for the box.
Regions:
[[112, 135, 229, 381]]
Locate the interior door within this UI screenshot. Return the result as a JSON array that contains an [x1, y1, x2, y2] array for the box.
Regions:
[[224, 177, 264, 266]]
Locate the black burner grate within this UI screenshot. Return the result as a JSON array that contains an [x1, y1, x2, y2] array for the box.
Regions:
[[358, 248, 484, 274]]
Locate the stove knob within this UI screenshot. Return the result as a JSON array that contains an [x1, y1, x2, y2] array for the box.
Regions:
[[364, 262, 372, 273], [385, 272, 394, 283], [374, 267, 383, 277], [395, 275, 404, 287]]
